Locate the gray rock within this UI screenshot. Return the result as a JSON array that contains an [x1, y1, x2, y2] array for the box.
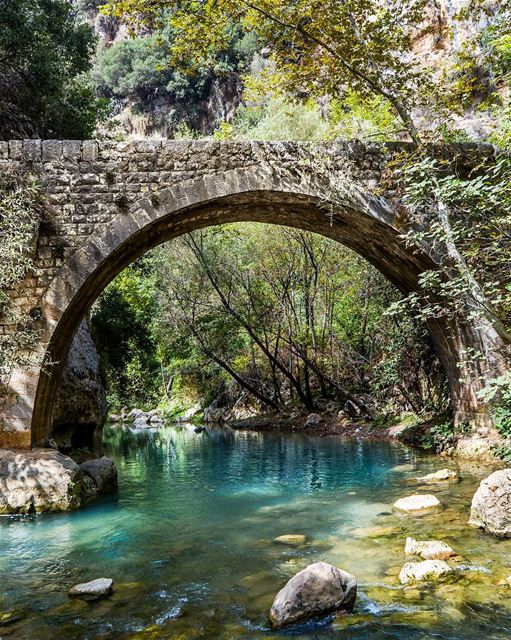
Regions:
[[52, 320, 108, 451], [80, 457, 117, 498], [305, 413, 323, 428], [0, 448, 82, 514], [126, 409, 145, 422], [269, 561, 357, 629], [469, 469, 511, 537], [417, 469, 460, 483], [68, 578, 113, 601], [0, 449, 118, 514]]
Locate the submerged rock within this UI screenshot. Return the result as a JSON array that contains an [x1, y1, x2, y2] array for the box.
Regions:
[[269, 561, 356, 629], [351, 526, 402, 538], [469, 469, 511, 537], [273, 534, 307, 547], [0, 449, 117, 514], [68, 578, 113, 600], [417, 469, 460, 483], [393, 494, 441, 513], [399, 560, 453, 584], [405, 537, 456, 560]]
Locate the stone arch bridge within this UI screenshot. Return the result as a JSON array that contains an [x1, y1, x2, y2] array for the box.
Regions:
[[0, 139, 508, 449]]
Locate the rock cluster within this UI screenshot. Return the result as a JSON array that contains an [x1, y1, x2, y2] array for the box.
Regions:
[[0, 449, 117, 514], [111, 408, 164, 428]]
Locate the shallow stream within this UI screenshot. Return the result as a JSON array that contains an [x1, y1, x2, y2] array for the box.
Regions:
[[2, 424, 511, 639]]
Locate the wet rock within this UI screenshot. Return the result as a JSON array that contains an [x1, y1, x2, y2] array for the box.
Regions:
[[393, 494, 441, 513], [273, 534, 307, 547], [352, 526, 402, 538], [80, 457, 118, 498], [417, 468, 460, 483], [405, 537, 456, 560], [399, 560, 453, 584], [269, 561, 356, 629], [0, 610, 22, 627], [305, 413, 322, 428], [147, 409, 164, 424], [469, 469, 511, 537], [68, 578, 113, 600], [498, 576, 511, 588]]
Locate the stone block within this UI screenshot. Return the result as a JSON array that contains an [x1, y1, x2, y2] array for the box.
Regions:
[[42, 140, 63, 161]]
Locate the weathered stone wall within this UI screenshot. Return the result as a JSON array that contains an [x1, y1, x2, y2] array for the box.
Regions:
[[0, 139, 507, 448]]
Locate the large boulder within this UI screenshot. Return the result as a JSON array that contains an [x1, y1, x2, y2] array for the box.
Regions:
[[0, 448, 83, 513], [52, 319, 108, 451], [0, 449, 117, 514], [269, 561, 357, 629], [469, 469, 511, 537]]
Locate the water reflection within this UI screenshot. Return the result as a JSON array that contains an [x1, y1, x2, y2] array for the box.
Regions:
[[0, 423, 509, 639]]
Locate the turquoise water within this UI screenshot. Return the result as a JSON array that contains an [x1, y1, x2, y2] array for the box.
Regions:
[[2, 424, 511, 639]]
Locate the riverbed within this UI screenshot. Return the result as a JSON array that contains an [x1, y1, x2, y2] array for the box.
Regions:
[[1, 424, 511, 639]]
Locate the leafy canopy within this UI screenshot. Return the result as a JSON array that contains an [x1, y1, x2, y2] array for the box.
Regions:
[[103, 0, 431, 141], [0, 0, 104, 139]]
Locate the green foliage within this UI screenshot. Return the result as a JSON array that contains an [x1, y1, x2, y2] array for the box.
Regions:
[[0, 0, 104, 139], [389, 153, 511, 340], [218, 96, 331, 141], [93, 19, 255, 133], [91, 257, 161, 409], [478, 374, 511, 438], [0, 174, 41, 377], [103, 0, 430, 141]]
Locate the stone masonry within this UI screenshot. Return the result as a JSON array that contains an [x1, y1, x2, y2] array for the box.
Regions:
[[0, 139, 508, 448]]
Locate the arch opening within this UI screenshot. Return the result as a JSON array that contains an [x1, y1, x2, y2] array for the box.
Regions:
[[31, 185, 454, 448]]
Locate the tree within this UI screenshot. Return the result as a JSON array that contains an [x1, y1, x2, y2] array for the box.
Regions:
[[102, 0, 431, 143], [0, 0, 104, 139]]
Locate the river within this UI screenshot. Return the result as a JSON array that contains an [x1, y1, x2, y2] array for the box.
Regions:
[[1, 423, 511, 639]]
